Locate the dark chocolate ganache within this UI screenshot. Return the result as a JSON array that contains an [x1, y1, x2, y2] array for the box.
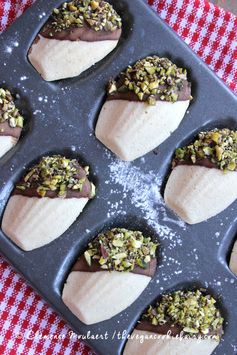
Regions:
[[107, 76, 191, 103], [136, 289, 224, 340], [40, 1, 122, 42], [106, 56, 192, 105], [41, 22, 121, 42], [173, 128, 237, 172], [13, 155, 95, 199], [136, 320, 183, 336], [75, 228, 158, 274], [0, 121, 22, 139], [136, 320, 223, 339], [72, 255, 157, 277], [0, 88, 24, 138]]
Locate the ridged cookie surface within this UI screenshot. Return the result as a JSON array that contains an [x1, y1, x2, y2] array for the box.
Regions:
[[164, 165, 237, 224], [28, 35, 118, 81], [62, 270, 151, 324], [96, 100, 189, 161], [2, 195, 88, 250]]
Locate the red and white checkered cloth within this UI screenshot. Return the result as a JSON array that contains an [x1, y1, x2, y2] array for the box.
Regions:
[[0, 0, 236, 354]]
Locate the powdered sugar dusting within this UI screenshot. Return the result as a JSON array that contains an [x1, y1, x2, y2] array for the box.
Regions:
[[108, 160, 186, 248]]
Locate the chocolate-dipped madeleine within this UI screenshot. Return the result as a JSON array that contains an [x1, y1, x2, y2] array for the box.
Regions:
[[124, 289, 224, 355], [2, 155, 95, 251], [95, 56, 192, 161], [164, 128, 237, 224], [0, 88, 24, 158], [229, 240, 237, 276], [62, 228, 158, 324], [28, 0, 122, 81]]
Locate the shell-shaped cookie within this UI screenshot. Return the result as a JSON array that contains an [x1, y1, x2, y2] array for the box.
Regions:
[[62, 270, 151, 325], [164, 165, 237, 224], [28, 35, 119, 81], [96, 100, 190, 161], [2, 195, 88, 251]]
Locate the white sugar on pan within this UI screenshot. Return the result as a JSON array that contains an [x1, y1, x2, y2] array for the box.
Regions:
[[108, 159, 185, 247]]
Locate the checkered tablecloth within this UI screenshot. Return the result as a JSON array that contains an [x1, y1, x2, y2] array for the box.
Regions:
[[0, 1, 236, 354]]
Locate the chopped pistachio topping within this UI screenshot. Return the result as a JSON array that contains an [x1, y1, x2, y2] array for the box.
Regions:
[[84, 228, 158, 272], [15, 155, 93, 198], [0, 88, 24, 128], [107, 56, 191, 105], [48, 0, 122, 33], [143, 290, 223, 340], [174, 128, 237, 172]]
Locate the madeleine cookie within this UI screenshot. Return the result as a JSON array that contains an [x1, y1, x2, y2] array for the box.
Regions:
[[95, 56, 192, 161], [2, 155, 95, 251], [164, 128, 237, 224], [62, 228, 158, 324], [124, 289, 224, 355], [0, 88, 24, 158], [28, 1, 122, 81], [229, 240, 237, 276]]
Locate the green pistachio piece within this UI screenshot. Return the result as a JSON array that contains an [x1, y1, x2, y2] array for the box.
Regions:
[[211, 131, 221, 143], [84, 251, 91, 266], [99, 257, 107, 265], [145, 66, 156, 75], [173, 128, 237, 172], [16, 116, 24, 128], [144, 255, 151, 263], [0, 88, 24, 128], [140, 82, 148, 92], [147, 95, 156, 106], [84, 166, 89, 174], [183, 327, 199, 333], [171, 93, 178, 102], [228, 161, 236, 170], [36, 186, 46, 197], [143, 290, 223, 339], [203, 147, 213, 156], [9, 117, 16, 127], [84, 228, 158, 272], [175, 148, 185, 159], [112, 239, 124, 247], [15, 155, 95, 198], [16, 185, 26, 191], [90, 183, 96, 198], [48, 0, 121, 33], [137, 92, 144, 101], [149, 81, 159, 90], [107, 56, 189, 105], [108, 81, 117, 94], [215, 146, 223, 161], [90, 0, 99, 10], [113, 252, 127, 260], [68, 4, 77, 11], [131, 238, 142, 248]]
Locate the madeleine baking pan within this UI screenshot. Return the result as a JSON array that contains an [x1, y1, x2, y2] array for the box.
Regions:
[[0, 0, 236, 354]]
